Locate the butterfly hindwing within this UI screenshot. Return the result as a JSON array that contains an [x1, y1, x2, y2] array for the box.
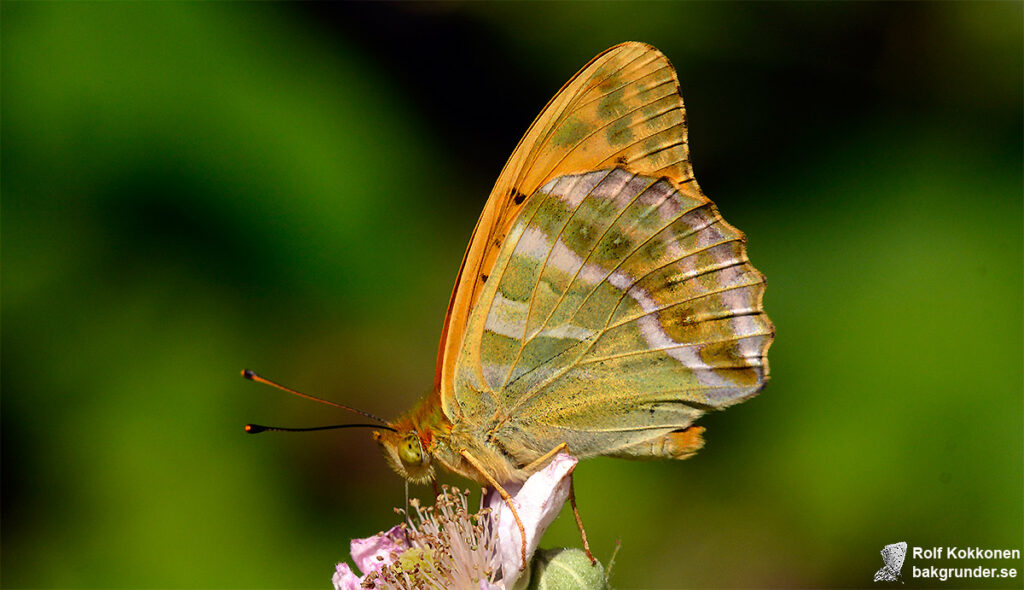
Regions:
[[453, 169, 772, 462]]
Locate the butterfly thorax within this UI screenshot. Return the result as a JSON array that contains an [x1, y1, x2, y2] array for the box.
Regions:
[[373, 389, 529, 485]]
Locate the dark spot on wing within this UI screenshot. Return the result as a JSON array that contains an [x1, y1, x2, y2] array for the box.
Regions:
[[509, 187, 526, 205]]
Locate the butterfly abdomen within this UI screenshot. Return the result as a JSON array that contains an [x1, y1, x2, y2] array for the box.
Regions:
[[606, 425, 706, 460]]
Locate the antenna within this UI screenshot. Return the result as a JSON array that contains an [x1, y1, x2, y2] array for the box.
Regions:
[[244, 423, 394, 434], [241, 369, 394, 427]]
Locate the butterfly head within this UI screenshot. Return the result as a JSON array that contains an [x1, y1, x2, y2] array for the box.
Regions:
[[373, 427, 435, 484]]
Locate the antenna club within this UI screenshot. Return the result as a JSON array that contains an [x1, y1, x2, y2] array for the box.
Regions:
[[245, 424, 267, 434], [242, 369, 256, 380]]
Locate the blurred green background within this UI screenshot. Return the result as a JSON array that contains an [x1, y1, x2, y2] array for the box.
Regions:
[[3, 3, 1021, 588]]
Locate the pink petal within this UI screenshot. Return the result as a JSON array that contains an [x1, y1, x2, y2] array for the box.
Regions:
[[332, 563, 362, 590], [350, 524, 408, 575], [489, 452, 578, 586]]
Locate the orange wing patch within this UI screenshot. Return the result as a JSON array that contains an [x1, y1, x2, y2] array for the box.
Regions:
[[435, 42, 701, 403]]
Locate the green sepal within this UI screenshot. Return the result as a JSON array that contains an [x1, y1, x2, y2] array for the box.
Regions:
[[527, 548, 607, 590]]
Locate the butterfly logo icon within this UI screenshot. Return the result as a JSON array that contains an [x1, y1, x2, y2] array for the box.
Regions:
[[874, 541, 908, 583]]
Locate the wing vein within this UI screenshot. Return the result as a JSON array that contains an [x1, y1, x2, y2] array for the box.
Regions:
[[580, 331, 771, 365]]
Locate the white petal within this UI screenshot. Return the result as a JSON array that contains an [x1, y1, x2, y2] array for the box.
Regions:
[[489, 453, 578, 587]]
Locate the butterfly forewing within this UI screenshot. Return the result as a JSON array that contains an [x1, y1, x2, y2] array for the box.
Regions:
[[436, 43, 698, 403]]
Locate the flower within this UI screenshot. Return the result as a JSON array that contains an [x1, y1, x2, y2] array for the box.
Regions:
[[332, 487, 499, 590], [333, 453, 597, 590]]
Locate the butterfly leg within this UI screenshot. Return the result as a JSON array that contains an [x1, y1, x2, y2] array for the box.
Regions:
[[569, 475, 596, 564], [521, 442, 569, 473], [524, 443, 596, 566], [459, 449, 529, 569]]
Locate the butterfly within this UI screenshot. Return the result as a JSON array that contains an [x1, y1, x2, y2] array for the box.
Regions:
[[371, 41, 774, 562], [247, 41, 773, 567]]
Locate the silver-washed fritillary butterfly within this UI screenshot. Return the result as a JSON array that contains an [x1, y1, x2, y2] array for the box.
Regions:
[[248, 42, 774, 566], [368, 42, 774, 562]]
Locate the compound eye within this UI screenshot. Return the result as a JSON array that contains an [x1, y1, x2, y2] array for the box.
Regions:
[[398, 435, 422, 467]]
